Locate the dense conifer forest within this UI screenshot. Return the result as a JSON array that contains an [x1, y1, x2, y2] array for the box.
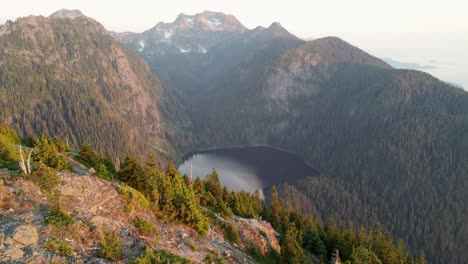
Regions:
[[0, 124, 425, 263]]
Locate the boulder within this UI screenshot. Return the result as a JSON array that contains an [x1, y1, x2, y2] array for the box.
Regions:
[[4, 236, 13, 245], [2, 246, 24, 260], [12, 225, 38, 248]]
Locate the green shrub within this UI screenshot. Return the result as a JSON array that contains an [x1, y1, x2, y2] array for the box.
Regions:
[[95, 162, 113, 180], [134, 247, 192, 264], [132, 217, 154, 236], [118, 184, 150, 213], [99, 229, 121, 261], [31, 165, 61, 192], [33, 134, 70, 171], [220, 221, 240, 244], [0, 157, 20, 170], [78, 143, 103, 166], [46, 207, 74, 227], [247, 245, 281, 264], [0, 124, 20, 162], [44, 239, 72, 256], [203, 253, 226, 264]]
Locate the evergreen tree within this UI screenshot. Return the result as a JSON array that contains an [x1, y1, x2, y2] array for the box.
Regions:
[[349, 246, 382, 264], [118, 154, 145, 191], [95, 162, 111, 180], [282, 223, 304, 263], [33, 134, 69, 170], [78, 143, 102, 165]]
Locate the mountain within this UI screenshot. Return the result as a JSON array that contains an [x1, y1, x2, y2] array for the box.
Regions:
[[112, 11, 248, 56], [0, 15, 178, 160], [188, 38, 468, 264], [49, 9, 87, 19], [114, 13, 467, 263], [1, 9, 467, 263]]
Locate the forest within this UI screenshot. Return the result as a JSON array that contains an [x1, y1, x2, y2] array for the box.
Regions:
[[0, 124, 426, 263]]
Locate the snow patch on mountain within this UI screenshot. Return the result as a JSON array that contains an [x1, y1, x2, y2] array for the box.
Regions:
[[186, 17, 195, 24], [209, 18, 223, 27], [179, 47, 191, 53], [164, 30, 173, 39], [138, 40, 145, 52]]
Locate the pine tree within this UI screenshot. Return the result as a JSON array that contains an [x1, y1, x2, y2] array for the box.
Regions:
[[282, 223, 304, 263], [96, 162, 111, 180], [118, 154, 145, 192], [78, 143, 102, 165]]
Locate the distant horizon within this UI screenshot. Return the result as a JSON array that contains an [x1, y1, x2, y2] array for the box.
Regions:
[[1, 1, 467, 88]]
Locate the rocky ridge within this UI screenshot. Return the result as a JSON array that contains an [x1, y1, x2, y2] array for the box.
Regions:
[[0, 167, 280, 263]]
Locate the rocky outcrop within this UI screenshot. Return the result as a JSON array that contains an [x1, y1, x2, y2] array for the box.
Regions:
[[0, 171, 279, 263], [232, 216, 281, 254], [12, 225, 39, 248]]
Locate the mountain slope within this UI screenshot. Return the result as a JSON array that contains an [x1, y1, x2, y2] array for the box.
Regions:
[[0, 15, 177, 160], [190, 38, 468, 263], [117, 19, 466, 262]]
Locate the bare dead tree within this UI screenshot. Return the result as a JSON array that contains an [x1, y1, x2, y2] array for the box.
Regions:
[[18, 145, 33, 175]]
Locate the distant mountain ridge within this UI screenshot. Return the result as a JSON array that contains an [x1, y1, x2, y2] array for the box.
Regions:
[[112, 11, 298, 56], [382, 57, 436, 70]]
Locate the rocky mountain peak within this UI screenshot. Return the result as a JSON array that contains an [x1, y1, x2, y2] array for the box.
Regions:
[[154, 11, 247, 34], [265, 21, 297, 38], [49, 9, 86, 19]]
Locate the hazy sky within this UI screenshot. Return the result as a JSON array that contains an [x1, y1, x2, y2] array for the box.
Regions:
[[1, 0, 467, 87]]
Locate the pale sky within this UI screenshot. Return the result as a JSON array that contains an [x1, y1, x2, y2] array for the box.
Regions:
[[1, 0, 467, 87]]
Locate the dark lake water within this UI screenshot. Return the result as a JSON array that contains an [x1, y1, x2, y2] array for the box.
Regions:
[[178, 146, 319, 194]]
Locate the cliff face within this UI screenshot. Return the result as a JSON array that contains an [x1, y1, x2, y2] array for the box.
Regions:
[[0, 168, 280, 263]]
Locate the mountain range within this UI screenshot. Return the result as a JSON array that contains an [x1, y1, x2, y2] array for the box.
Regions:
[[0, 9, 466, 263]]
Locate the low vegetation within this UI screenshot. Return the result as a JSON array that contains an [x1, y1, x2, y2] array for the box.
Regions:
[[46, 207, 74, 227], [134, 247, 192, 264], [99, 229, 121, 261], [203, 253, 226, 264], [220, 221, 240, 244], [44, 239, 73, 256], [132, 216, 154, 236], [45, 191, 74, 227]]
